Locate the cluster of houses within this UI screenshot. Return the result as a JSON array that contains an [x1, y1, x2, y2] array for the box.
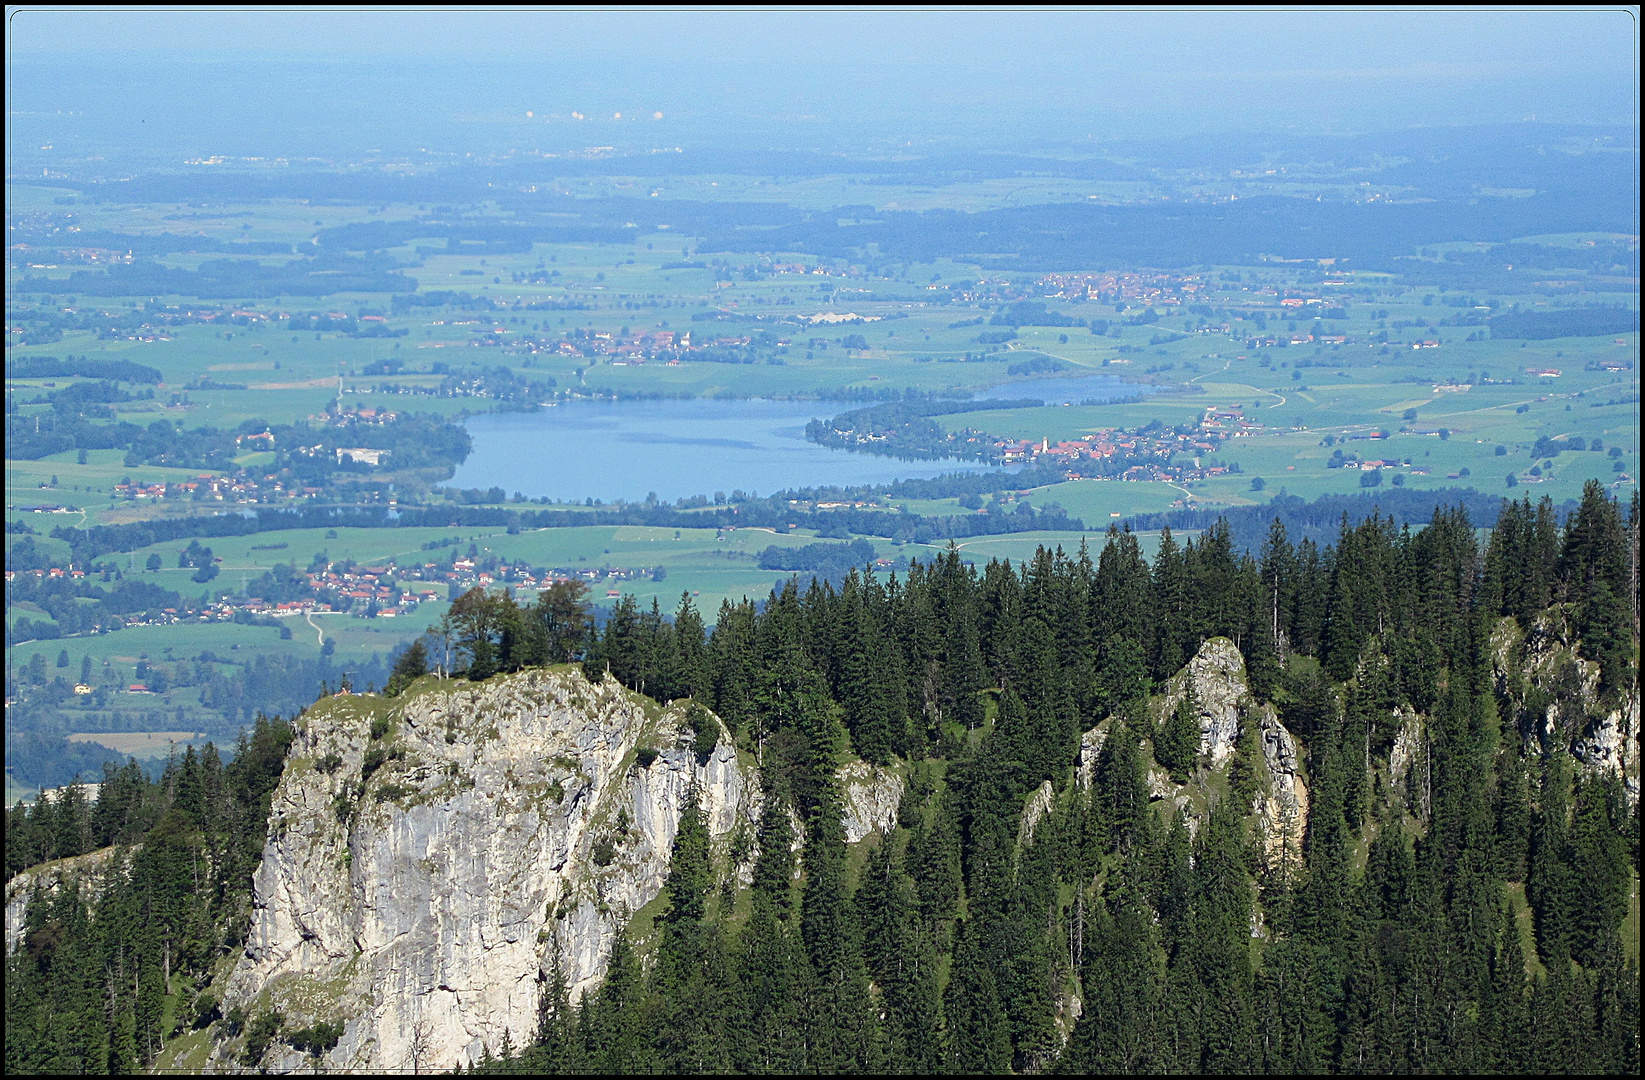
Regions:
[[992, 407, 1263, 478], [112, 475, 276, 501], [320, 406, 400, 427], [1033, 270, 1209, 305], [1241, 332, 1355, 348], [220, 556, 669, 621], [111, 475, 325, 504], [6, 567, 89, 584], [10, 245, 135, 266], [768, 262, 850, 276]]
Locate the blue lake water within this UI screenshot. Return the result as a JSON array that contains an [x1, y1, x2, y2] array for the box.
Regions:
[[449, 374, 1140, 503]]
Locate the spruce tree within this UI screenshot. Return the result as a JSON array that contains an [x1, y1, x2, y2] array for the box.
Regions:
[[1150, 527, 1190, 681], [799, 786, 881, 1072], [1156, 684, 1201, 781], [1061, 882, 1163, 1073], [943, 918, 1012, 1074]]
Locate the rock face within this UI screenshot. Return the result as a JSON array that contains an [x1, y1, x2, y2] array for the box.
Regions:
[[1493, 611, 1641, 803], [1076, 722, 1111, 791], [1076, 637, 1308, 861], [1017, 780, 1056, 849], [1388, 705, 1428, 815], [1575, 694, 1641, 802], [1388, 706, 1423, 791], [1253, 703, 1309, 871], [837, 760, 904, 843], [1158, 637, 1248, 766], [204, 668, 753, 1074], [5, 845, 129, 957]]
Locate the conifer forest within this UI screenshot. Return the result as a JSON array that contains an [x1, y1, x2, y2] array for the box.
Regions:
[[6, 482, 1638, 1074]]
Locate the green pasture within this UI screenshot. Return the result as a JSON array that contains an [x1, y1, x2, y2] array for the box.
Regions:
[[8, 618, 312, 689], [7, 452, 224, 521], [893, 478, 1186, 522]]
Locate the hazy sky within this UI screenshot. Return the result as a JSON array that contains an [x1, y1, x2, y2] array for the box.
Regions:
[[7, 7, 1639, 159]]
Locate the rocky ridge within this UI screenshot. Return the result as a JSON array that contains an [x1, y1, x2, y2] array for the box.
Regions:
[[4, 844, 129, 957], [1076, 637, 1309, 863], [1156, 636, 1249, 767], [1493, 610, 1641, 802]]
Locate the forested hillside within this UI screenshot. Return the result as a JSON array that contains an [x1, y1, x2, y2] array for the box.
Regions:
[[4, 716, 294, 1072], [5, 482, 1638, 1074]]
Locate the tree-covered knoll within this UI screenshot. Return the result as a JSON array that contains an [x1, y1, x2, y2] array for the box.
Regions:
[[7, 483, 1639, 1074], [485, 481, 1638, 1074]]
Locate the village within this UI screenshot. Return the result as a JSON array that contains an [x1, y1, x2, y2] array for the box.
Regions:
[[5, 549, 672, 649], [990, 403, 1263, 480]]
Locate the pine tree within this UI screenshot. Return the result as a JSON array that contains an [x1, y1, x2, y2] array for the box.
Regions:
[[944, 918, 1012, 1074], [1061, 881, 1163, 1073], [1095, 720, 1149, 855], [733, 787, 810, 1073], [1495, 744, 1531, 881], [1528, 752, 1576, 958], [838, 579, 898, 764], [1156, 684, 1201, 781], [1192, 799, 1258, 1073], [1567, 773, 1629, 968], [667, 592, 711, 703], [858, 834, 939, 1071], [799, 783, 881, 1072], [1228, 704, 1264, 809], [1150, 527, 1190, 681]]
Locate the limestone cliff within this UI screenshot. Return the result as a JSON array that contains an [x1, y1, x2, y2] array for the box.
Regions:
[[1077, 636, 1308, 860], [1252, 702, 1309, 872], [1156, 637, 1249, 766], [194, 668, 753, 1074], [1017, 780, 1056, 849], [837, 760, 904, 843]]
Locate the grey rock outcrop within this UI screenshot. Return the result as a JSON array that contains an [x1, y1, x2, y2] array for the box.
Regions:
[[1253, 703, 1309, 871], [1575, 694, 1640, 801], [1158, 637, 1248, 766], [1076, 637, 1308, 862], [1493, 611, 1640, 803], [1388, 706, 1423, 791], [837, 760, 904, 843], [1388, 705, 1430, 816], [1076, 721, 1111, 790], [1017, 780, 1056, 849], [199, 668, 753, 1074]]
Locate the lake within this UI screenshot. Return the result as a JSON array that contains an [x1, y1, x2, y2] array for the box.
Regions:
[[449, 374, 1141, 503]]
